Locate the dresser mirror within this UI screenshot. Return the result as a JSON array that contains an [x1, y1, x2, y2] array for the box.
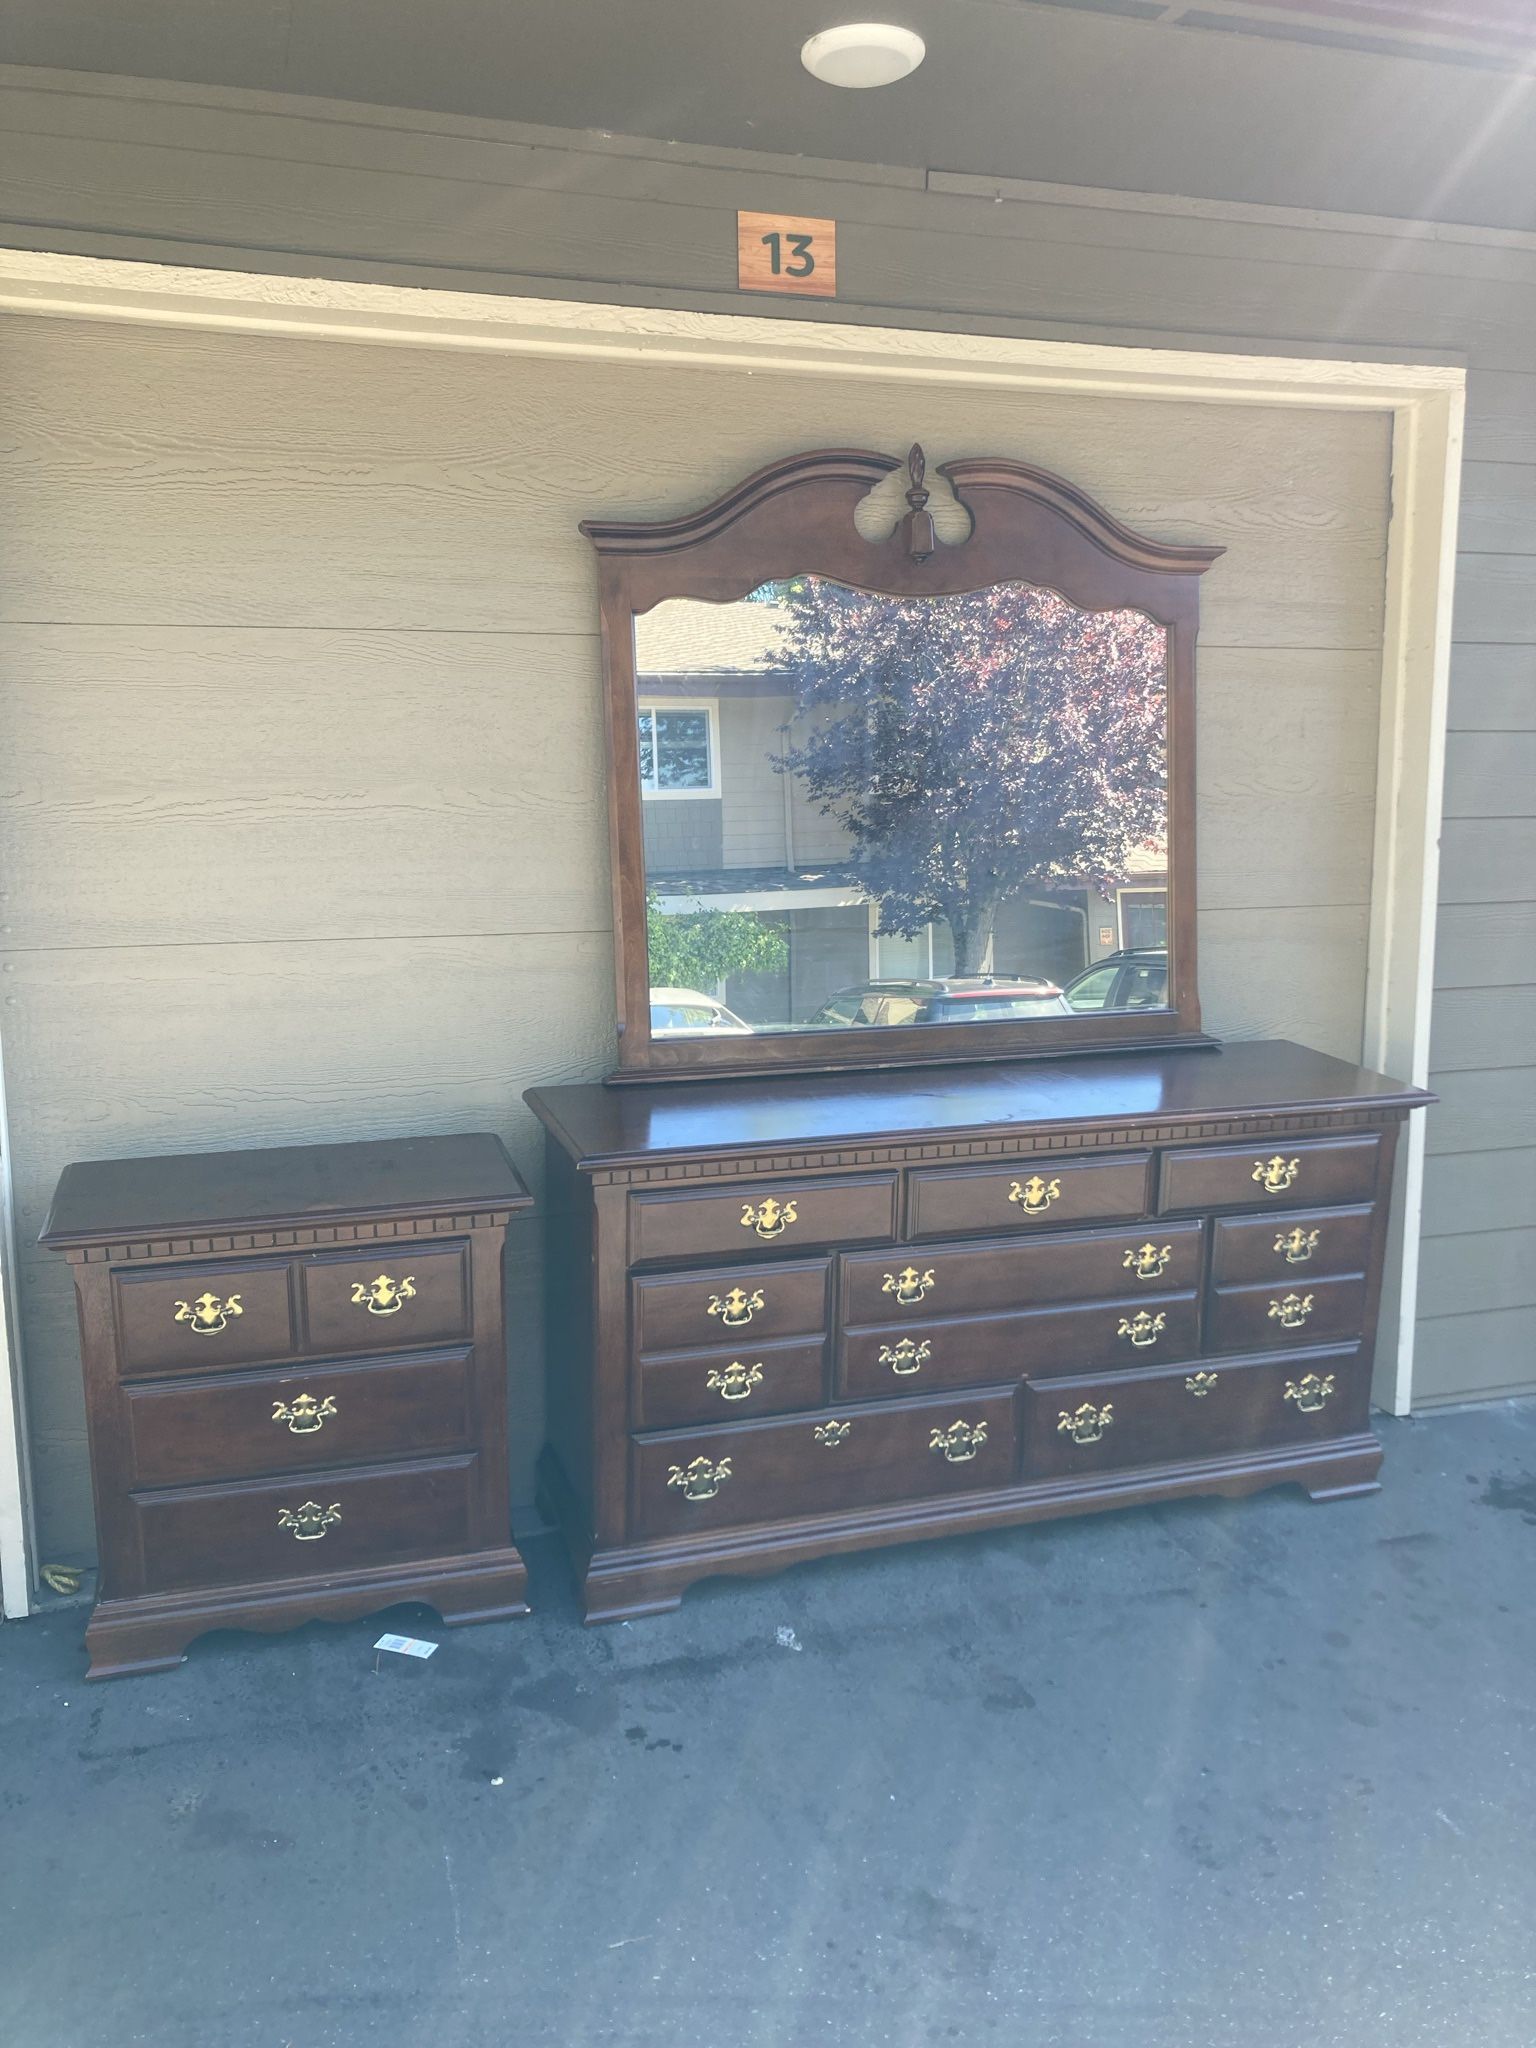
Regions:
[[584, 448, 1222, 1081]]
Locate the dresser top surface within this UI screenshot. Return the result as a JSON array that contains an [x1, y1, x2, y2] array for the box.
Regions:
[[39, 1132, 531, 1249], [527, 1040, 1429, 1169]]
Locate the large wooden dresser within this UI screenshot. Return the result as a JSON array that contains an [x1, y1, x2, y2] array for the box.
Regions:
[[40, 1133, 532, 1679], [528, 1042, 1432, 1622]]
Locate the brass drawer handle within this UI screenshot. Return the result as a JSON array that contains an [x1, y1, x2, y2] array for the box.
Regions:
[[882, 1265, 936, 1308], [880, 1338, 930, 1377], [278, 1500, 341, 1541], [1185, 1370, 1219, 1398], [1284, 1372, 1336, 1413], [667, 1455, 732, 1502], [706, 1361, 762, 1402], [814, 1420, 851, 1447], [1275, 1227, 1320, 1266], [1268, 1291, 1314, 1331], [1058, 1402, 1113, 1446], [1118, 1310, 1166, 1349], [708, 1286, 764, 1328], [174, 1292, 243, 1336], [352, 1273, 416, 1316], [741, 1197, 797, 1240], [930, 1418, 987, 1463], [272, 1393, 338, 1434], [1253, 1155, 1301, 1194], [1124, 1242, 1172, 1281], [1008, 1175, 1061, 1216]]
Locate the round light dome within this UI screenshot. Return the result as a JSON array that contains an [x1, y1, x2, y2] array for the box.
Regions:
[[800, 22, 926, 89]]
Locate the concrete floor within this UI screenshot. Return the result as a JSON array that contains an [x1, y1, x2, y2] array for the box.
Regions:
[[2, 1403, 1533, 2048]]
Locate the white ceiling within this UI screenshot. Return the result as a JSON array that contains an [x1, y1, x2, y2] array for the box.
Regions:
[[2, 0, 1534, 231]]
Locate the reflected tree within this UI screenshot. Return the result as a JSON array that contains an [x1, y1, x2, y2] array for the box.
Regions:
[[776, 580, 1167, 974]]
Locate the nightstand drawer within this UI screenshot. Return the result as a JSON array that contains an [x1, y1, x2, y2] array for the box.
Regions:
[[631, 1386, 1018, 1539], [1206, 1274, 1368, 1354], [114, 1260, 297, 1378], [1022, 1347, 1367, 1480], [839, 1220, 1204, 1323], [632, 1258, 830, 1354], [634, 1337, 826, 1430], [130, 1454, 482, 1594], [908, 1154, 1151, 1239], [1159, 1135, 1380, 1215], [122, 1347, 475, 1487], [300, 1243, 470, 1354], [628, 1175, 897, 1267], [1211, 1206, 1375, 1286]]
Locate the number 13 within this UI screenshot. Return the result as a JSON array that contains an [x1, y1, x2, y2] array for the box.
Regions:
[[761, 231, 815, 278]]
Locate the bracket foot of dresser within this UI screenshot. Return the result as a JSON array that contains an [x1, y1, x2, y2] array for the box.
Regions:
[[81, 1547, 530, 1680]]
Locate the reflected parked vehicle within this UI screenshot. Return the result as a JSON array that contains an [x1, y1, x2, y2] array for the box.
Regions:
[[811, 976, 1070, 1029], [1062, 949, 1168, 1012], [648, 988, 755, 1036]]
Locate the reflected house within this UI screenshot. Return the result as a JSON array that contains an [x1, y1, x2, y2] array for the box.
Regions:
[[635, 591, 1167, 1030]]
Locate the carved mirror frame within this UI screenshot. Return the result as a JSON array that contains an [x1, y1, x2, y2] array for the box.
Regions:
[[584, 448, 1223, 1083]]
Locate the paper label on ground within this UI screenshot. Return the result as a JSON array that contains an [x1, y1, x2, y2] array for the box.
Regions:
[[374, 1633, 438, 1658]]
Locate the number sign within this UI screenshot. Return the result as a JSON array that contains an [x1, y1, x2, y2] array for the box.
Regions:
[[736, 212, 836, 298]]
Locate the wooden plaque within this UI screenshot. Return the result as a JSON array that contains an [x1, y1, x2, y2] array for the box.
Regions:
[[736, 211, 836, 297]]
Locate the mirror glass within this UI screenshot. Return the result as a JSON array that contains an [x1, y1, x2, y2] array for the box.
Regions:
[[634, 577, 1169, 1042]]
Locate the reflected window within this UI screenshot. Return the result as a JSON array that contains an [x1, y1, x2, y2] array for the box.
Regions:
[[638, 704, 718, 798], [1064, 964, 1119, 1013]]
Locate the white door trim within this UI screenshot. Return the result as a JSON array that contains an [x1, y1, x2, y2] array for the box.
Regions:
[[0, 254, 1462, 1596]]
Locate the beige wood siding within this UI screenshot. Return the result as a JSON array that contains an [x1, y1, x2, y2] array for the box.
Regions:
[[0, 63, 1527, 1541], [0, 309, 1392, 1557]]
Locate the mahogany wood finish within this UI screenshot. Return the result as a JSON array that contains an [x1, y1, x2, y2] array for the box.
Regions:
[[527, 1042, 1432, 1622], [40, 1133, 533, 1679], [583, 447, 1223, 1083]]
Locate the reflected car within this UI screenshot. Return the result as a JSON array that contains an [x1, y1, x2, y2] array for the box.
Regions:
[[649, 987, 755, 1037], [1061, 949, 1168, 1012], [810, 976, 1070, 1029]]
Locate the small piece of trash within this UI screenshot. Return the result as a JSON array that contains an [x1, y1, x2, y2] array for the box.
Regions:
[[776, 1626, 802, 1652], [490, 1775, 504, 1787], [374, 1633, 438, 1659]]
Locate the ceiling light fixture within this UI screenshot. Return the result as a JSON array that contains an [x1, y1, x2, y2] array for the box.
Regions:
[[800, 22, 926, 89]]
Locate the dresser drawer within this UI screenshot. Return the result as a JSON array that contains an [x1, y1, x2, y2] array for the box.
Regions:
[[628, 1175, 897, 1268], [632, 1386, 1018, 1539], [632, 1258, 829, 1355], [908, 1154, 1151, 1240], [1211, 1206, 1375, 1286], [634, 1336, 826, 1431], [1158, 1135, 1380, 1215], [844, 1291, 1202, 1387], [1022, 1347, 1367, 1481], [839, 1221, 1204, 1324], [300, 1243, 470, 1355], [114, 1259, 297, 1378], [1206, 1274, 1368, 1355], [122, 1347, 475, 1488], [129, 1453, 482, 1594]]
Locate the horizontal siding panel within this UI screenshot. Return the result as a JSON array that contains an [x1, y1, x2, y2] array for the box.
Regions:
[[1428, 988, 1536, 1073], [1412, 1306, 1536, 1406], [3, 120, 1536, 368], [1199, 905, 1369, 1063], [0, 625, 610, 949], [1420, 1146, 1536, 1239], [1452, 555, 1536, 646], [1457, 462, 1536, 557], [0, 317, 1390, 645], [1438, 819, 1536, 904], [1441, 731, 1536, 819], [1463, 370, 1536, 468], [1426, 1068, 1536, 1156], [1418, 1227, 1536, 1320], [1446, 645, 1535, 732], [1435, 902, 1536, 989]]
